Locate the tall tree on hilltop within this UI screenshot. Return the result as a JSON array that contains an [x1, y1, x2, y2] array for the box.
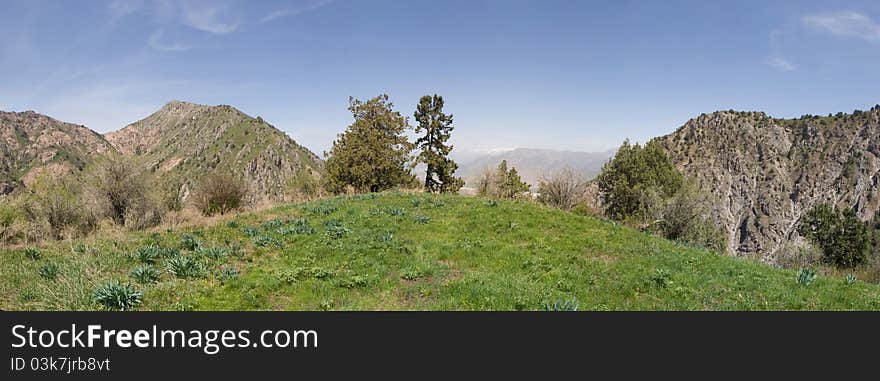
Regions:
[[324, 95, 415, 194], [413, 94, 463, 193]]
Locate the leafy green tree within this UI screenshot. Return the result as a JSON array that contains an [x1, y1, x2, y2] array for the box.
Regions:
[[324, 95, 415, 193], [496, 160, 530, 199], [413, 94, 463, 193], [596, 140, 683, 221], [798, 204, 869, 268]]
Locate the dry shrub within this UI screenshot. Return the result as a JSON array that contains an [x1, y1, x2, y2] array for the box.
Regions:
[[87, 157, 161, 229], [537, 168, 586, 211], [19, 174, 97, 241], [192, 172, 247, 216], [288, 168, 324, 202]]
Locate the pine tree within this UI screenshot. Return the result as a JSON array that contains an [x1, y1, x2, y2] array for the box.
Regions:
[[495, 160, 529, 199], [413, 95, 463, 193], [324, 95, 415, 193]]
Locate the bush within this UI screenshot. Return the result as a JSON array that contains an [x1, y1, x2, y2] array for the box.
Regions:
[[288, 169, 323, 201], [21, 175, 96, 240], [798, 204, 869, 268], [658, 179, 726, 252], [93, 281, 143, 311], [88, 157, 158, 228], [192, 172, 247, 216], [597, 140, 682, 222], [537, 168, 586, 211]]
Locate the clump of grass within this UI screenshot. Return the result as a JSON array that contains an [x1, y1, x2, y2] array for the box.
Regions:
[[261, 218, 284, 230], [324, 220, 351, 239], [131, 265, 160, 284], [401, 267, 426, 280], [253, 235, 281, 247], [651, 269, 673, 288], [846, 274, 857, 286], [166, 255, 205, 279], [242, 226, 260, 237], [307, 203, 337, 216], [543, 299, 578, 311], [218, 265, 240, 283], [413, 215, 430, 224], [23, 247, 41, 260], [387, 207, 407, 216], [198, 246, 230, 260], [226, 220, 239, 228], [39, 263, 60, 281], [71, 242, 87, 254], [275, 266, 333, 283], [796, 268, 817, 286], [484, 200, 499, 207], [93, 281, 142, 311], [132, 245, 163, 264], [277, 218, 316, 235], [180, 234, 200, 251], [335, 275, 370, 289]]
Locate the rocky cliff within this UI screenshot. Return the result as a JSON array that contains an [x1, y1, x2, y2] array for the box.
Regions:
[[656, 107, 880, 262]]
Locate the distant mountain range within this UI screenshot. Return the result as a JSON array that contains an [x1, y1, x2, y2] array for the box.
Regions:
[[456, 148, 615, 189], [0, 101, 323, 201]]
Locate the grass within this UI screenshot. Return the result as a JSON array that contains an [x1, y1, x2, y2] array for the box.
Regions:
[[2, 192, 880, 311]]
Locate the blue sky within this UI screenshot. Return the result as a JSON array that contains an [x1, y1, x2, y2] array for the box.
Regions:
[[2, 0, 880, 158]]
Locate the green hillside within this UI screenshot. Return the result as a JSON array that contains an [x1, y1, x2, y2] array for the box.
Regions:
[[2, 192, 879, 311]]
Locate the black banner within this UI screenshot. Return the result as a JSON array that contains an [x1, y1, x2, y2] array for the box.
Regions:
[[1, 312, 877, 379]]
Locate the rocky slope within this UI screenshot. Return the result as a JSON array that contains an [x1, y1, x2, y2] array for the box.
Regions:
[[656, 107, 880, 262], [105, 101, 323, 201], [0, 110, 115, 194]]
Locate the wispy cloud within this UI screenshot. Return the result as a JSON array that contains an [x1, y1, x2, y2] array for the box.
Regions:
[[261, 0, 333, 23], [765, 57, 796, 72], [179, 0, 239, 34], [107, 0, 142, 19], [802, 11, 880, 42], [148, 29, 191, 51]]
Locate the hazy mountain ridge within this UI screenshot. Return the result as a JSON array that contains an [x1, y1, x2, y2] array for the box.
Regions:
[[458, 148, 615, 189], [656, 107, 880, 261]]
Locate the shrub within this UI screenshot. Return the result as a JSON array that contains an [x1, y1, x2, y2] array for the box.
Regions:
[[796, 268, 817, 286], [537, 168, 586, 211], [658, 179, 726, 252], [798, 204, 869, 268], [22, 175, 96, 239], [166, 255, 205, 278], [288, 169, 323, 201], [39, 263, 60, 281], [131, 265, 160, 284], [192, 172, 247, 216], [597, 140, 683, 221], [93, 281, 143, 311], [88, 157, 158, 228]]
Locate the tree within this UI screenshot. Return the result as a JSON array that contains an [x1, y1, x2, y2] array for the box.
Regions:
[[90, 157, 151, 226], [798, 204, 869, 268], [413, 94, 463, 193], [596, 140, 683, 222], [496, 160, 530, 199], [324, 95, 415, 193]]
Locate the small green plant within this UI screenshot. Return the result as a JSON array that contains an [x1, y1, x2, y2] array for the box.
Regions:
[[484, 200, 499, 207], [218, 265, 240, 282], [261, 218, 284, 230], [93, 281, 143, 311], [198, 246, 230, 260], [166, 255, 205, 279], [387, 207, 407, 216], [324, 220, 351, 239], [23, 247, 41, 260], [335, 275, 370, 289], [72, 242, 87, 254], [543, 299, 579, 311], [845, 274, 857, 285], [413, 215, 430, 224], [39, 263, 60, 281], [796, 268, 817, 286], [180, 234, 200, 251], [253, 234, 281, 247], [130, 265, 160, 284], [132, 245, 162, 264], [307, 203, 337, 216], [401, 267, 425, 280], [651, 269, 673, 288], [226, 220, 239, 228], [242, 226, 260, 237]]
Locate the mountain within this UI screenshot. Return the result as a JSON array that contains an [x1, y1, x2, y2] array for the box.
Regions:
[[656, 107, 880, 261], [457, 148, 615, 189], [0, 110, 115, 194], [105, 101, 323, 201]]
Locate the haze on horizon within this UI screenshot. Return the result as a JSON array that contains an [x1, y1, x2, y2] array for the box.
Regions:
[[2, 0, 880, 157]]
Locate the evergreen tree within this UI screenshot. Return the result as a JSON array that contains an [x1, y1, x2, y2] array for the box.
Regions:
[[324, 95, 415, 193], [798, 204, 869, 268], [413, 94, 463, 193], [596, 139, 683, 221], [495, 160, 530, 199]]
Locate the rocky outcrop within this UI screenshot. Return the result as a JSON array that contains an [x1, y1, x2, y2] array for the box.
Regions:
[[0, 110, 115, 194], [655, 107, 880, 262]]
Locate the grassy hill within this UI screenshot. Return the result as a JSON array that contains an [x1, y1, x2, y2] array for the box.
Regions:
[[2, 192, 879, 311]]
